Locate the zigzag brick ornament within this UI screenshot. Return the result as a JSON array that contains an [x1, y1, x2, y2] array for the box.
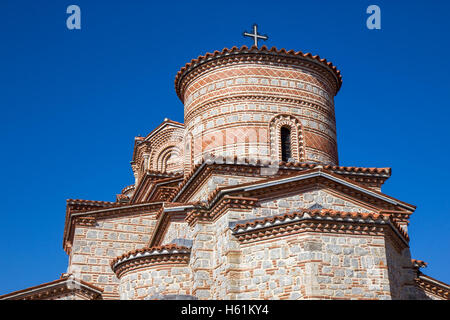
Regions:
[[1, 45, 448, 301]]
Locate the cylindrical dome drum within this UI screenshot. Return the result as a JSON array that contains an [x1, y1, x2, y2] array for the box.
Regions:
[[175, 46, 342, 173]]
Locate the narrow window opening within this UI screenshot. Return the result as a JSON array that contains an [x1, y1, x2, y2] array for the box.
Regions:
[[281, 127, 292, 162]]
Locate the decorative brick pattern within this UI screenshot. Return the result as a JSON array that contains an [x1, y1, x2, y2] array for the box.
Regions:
[[132, 120, 185, 184], [176, 48, 341, 169]]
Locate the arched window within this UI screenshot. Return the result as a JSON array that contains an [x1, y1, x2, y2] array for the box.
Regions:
[[280, 126, 292, 162]]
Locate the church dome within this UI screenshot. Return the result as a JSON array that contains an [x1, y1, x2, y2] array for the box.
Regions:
[[175, 45, 342, 173]]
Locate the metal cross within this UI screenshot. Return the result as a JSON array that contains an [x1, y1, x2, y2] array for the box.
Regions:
[[243, 24, 268, 48]]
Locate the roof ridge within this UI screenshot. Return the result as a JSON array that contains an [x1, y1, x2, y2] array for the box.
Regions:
[[66, 199, 116, 204], [143, 118, 185, 140]]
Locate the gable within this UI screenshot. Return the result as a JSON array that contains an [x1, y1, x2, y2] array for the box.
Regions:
[[188, 173, 266, 203], [252, 186, 373, 218], [161, 221, 193, 246], [132, 119, 185, 184], [147, 124, 184, 173], [208, 168, 415, 214]]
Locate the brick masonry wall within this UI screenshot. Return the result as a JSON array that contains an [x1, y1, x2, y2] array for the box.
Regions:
[[184, 64, 335, 115], [68, 212, 158, 299], [182, 62, 339, 170]]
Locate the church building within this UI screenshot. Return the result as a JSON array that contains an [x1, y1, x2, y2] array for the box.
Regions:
[[1, 41, 448, 300]]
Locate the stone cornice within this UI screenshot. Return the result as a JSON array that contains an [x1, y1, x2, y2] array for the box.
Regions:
[[111, 245, 191, 278]]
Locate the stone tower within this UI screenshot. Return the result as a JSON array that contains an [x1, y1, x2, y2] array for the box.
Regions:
[[175, 45, 342, 176]]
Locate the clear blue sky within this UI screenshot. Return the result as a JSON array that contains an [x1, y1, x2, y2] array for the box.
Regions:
[[0, 0, 449, 294]]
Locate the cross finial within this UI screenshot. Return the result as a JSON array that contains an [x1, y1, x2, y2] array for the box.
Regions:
[[243, 24, 268, 48]]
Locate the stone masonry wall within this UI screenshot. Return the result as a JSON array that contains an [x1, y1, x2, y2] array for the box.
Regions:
[[161, 221, 194, 245], [68, 212, 158, 299], [212, 210, 250, 299], [190, 208, 255, 300], [118, 263, 192, 300], [188, 205, 404, 300], [384, 238, 421, 300], [235, 232, 392, 299], [252, 187, 373, 218], [188, 173, 266, 202], [190, 221, 216, 299]]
